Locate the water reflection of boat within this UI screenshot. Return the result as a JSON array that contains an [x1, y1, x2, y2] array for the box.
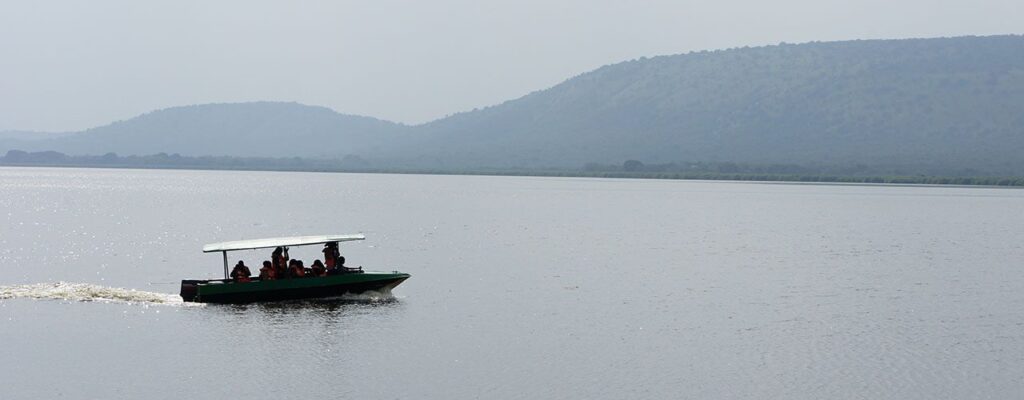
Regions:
[[180, 234, 410, 304]]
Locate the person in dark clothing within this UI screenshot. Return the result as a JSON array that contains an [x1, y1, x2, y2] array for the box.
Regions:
[[230, 260, 252, 283], [288, 259, 306, 278], [272, 247, 290, 279], [326, 255, 343, 275], [310, 259, 326, 277], [327, 256, 363, 274], [272, 246, 289, 268]]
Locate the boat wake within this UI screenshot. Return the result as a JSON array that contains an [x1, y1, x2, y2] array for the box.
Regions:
[[335, 289, 396, 302], [0, 282, 195, 306]]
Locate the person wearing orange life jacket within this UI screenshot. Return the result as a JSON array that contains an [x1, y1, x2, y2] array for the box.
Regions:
[[258, 260, 276, 280], [310, 259, 326, 277], [230, 260, 252, 283], [272, 246, 290, 279], [322, 242, 340, 269]]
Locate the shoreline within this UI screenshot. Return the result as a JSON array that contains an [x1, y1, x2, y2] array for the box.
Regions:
[[2, 162, 1022, 189]]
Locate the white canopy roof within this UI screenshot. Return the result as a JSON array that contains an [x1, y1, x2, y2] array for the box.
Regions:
[[202, 234, 365, 253]]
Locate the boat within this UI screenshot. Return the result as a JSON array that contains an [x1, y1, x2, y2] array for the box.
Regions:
[[180, 234, 410, 304]]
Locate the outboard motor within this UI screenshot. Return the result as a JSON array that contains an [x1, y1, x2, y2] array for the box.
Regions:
[[179, 280, 200, 302]]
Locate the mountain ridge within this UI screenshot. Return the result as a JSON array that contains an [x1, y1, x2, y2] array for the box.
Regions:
[[5, 35, 1024, 174]]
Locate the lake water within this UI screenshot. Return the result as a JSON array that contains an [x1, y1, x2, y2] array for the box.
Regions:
[[1, 167, 1022, 399]]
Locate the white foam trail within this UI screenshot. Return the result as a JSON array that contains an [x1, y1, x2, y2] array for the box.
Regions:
[[0, 282, 194, 306], [336, 289, 396, 302]]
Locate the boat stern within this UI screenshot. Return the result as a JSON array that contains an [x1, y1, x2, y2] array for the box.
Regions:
[[180, 280, 202, 302]]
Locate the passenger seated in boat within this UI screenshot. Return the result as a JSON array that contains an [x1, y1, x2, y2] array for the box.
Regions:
[[327, 256, 363, 275], [310, 259, 326, 277], [288, 259, 306, 278], [258, 260, 276, 280], [230, 261, 252, 283], [300, 260, 314, 277], [326, 255, 342, 275]]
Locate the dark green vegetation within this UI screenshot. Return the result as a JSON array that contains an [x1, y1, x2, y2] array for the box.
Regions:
[[4, 150, 1022, 186], [3, 35, 1024, 181], [413, 35, 1024, 172]]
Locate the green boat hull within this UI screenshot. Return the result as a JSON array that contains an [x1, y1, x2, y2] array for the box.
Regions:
[[180, 272, 410, 304]]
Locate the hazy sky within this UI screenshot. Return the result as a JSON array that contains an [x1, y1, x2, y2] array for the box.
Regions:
[[0, 0, 1020, 132]]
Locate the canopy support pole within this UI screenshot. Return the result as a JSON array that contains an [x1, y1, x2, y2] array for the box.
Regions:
[[222, 251, 228, 280]]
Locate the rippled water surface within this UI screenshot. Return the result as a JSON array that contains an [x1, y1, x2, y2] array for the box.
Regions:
[[1, 167, 1023, 399]]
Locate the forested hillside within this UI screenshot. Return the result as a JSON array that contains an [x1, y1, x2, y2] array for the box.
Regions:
[[5, 35, 1024, 175], [407, 35, 1024, 173]]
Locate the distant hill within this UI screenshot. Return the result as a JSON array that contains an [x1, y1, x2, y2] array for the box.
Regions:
[[0, 131, 74, 152], [406, 35, 1024, 173], [2, 102, 408, 158], [5, 35, 1024, 174], [0, 130, 71, 140]]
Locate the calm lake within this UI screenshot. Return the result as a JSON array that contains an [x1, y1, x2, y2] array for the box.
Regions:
[[1, 167, 1022, 399]]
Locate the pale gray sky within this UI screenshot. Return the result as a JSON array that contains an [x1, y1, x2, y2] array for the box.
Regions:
[[0, 0, 1020, 132]]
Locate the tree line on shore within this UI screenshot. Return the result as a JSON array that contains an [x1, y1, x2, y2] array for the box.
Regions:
[[4, 149, 1023, 186]]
